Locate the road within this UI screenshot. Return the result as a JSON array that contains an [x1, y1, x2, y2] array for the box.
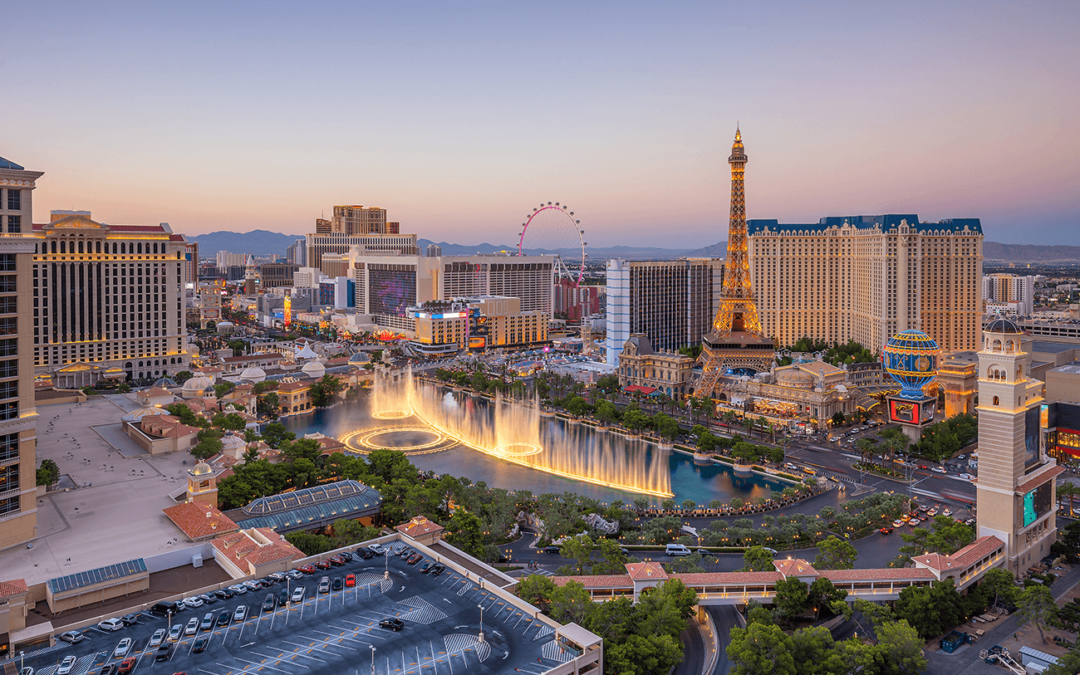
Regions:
[[672, 617, 705, 675], [708, 605, 742, 674]]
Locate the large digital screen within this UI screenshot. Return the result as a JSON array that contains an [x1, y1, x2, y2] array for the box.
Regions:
[[1025, 406, 1042, 469], [1023, 483, 1052, 527], [889, 398, 935, 426]]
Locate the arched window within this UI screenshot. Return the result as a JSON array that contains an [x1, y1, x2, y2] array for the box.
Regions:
[[993, 396, 1000, 406], [95, 241, 101, 253], [992, 339, 1002, 352], [113, 243, 118, 254], [1005, 340, 1014, 353], [78, 240, 84, 254], [121, 243, 126, 254], [152, 243, 157, 254], [51, 241, 56, 254], [137, 243, 143, 254], [59, 240, 66, 254]]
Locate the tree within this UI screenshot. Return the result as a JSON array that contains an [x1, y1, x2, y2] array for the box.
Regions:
[[742, 545, 774, 572], [1016, 585, 1057, 644], [894, 579, 964, 639], [262, 422, 295, 449], [789, 626, 848, 675], [284, 531, 335, 556], [309, 374, 344, 407], [1047, 642, 1080, 675], [174, 370, 193, 384], [874, 617, 928, 674], [621, 404, 651, 432], [814, 536, 858, 570], [807, 577, 847, 619], [191, 429, 223, 460], [1058, 481, 1080, 517], [596, 401, 620, 424], [653, 413, 680, 441], [727, 623, 796, 675], [281, 438, 321, 463], [445, 508, 485, 559], [605, 633, 684, 675], [257, 392, 280, 419], [980, 568, 1019, 610], [565, 396, 591, 417], [596, 374, 620, 393], [559, 535, 595, 575], [774, 578, 810, 618], [36, 459, 60, 486], [516, 574, 557, 613], [830, 411, 845, 427]]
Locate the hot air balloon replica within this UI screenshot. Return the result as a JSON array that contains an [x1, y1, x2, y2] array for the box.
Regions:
[[882, 330, 940, 441]]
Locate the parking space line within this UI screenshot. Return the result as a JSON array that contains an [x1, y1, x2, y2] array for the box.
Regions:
[[249, 649, 311, 671]]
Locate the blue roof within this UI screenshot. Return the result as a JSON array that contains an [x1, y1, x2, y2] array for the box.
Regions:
[[0, 156, 25, 171], [748, 214, 982, 236], [231, 479, 383, 532], [48, 558, 147, 595]]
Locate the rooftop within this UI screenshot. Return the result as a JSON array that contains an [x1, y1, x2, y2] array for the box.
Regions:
[[163, 501, 240, 541], [227, 479, 382, 532], [47, 559, 147, 595], [748, 214, 983, 236], [0, 156, 25, 170]]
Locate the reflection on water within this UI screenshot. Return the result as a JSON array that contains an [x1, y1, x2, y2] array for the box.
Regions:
[[283, 394, 791, 504]]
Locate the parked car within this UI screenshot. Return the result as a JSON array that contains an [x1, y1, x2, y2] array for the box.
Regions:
[[242, 580, 262, 591], [57, 631, 86, 644], [99, 666, 115, 675], [113, 637, 133, 658], [193, 636, 210, 653], [958, 454, 967, 460], [367, 543, 386, 556], [200, 612, 214, 631], [184, 617, 200, 635], [262, 593, 276, 612], [182, 596, 204, 609], [198, 593, 217, 605], [117, 657, 137, 674], [154, 643, 172, 663], [315, 560, 332, 570], [892, 519, 904, 528], [407, 553, 423, 565], [665, 544, 691, 557], [419, 562, 434, 573], [332, 577, 343, 591], [286, 570, 304, 580], [217, 610, 231, 627], [430, 565, 445, 577], [233, 605, 248, 623], [345, 573, 356, 587], [358, 549, 374, 560], [328, 556, 345, 567], [298, 564, 317, 574], [120, 613, 141, 626], [98, 618, 125, 632], [57, 656, 77, 675], [380, 618, 405, 631], [319, 577, 330, 594], [215, 588, 235, 600], [269, 572, 286, 582], [909, 518, 922, 526], [168, 624, 183, 641], [278, 588, 290, 607], [291, 587, 306, 603], [338, 551, 354, 562]]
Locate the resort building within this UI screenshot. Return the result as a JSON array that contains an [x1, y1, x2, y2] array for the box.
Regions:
[[616, 334, 695, 399], [747, 215, 984, 353], [408, 296, 549, 355], [605, 258, 724, 365], [983, 273, 1036, 316]]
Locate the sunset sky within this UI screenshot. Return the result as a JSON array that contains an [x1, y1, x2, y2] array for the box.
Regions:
[[4, 1, 1077, 247]]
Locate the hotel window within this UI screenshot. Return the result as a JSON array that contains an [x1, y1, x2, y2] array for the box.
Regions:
[[6, 190, 19, 211]]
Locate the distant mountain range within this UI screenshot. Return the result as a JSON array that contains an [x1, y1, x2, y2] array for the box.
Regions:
[[189, 230, 1080, 263]]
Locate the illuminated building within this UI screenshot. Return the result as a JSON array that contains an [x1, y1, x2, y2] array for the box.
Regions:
[[748, 214, 984, 354], [304, 232, 418, 270], [216, 251, 247, 268], [258, 262, 299, 289], [975, 318, 1060, 576], [182, 240, 198, 289], [938, 353, 978, 417], [407, 296, 549, 355], [604, 258, 723, 366], [244, 254, 257, 295], [554, 277, 601, 322], [285, 239, 306, 266], [29, 209, 190, 383], [695, 127, 775, 394], [983, 273, 1036, 316], [329, 205, 391, 235], [616, 334, 694, 398], [319, 252, 350, 278], [0, 156, 41, 550]]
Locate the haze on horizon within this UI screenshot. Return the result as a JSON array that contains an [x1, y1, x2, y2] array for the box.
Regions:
[[3, 1, 1077, 248]]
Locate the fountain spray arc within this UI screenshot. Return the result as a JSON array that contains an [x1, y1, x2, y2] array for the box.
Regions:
[[400, 369, 673, 498]]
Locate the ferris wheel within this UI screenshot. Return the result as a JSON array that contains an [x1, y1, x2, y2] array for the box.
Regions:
[[517, 202, 587, 286]]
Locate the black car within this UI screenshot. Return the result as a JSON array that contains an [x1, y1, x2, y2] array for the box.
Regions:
[[419, 561, 434, 573], [262, 593, 276, 612], [99, 666, 116, 675], [120, 613, 141, 626], [358, 549, 374, 560], [192, 636, 210, 653], [215, 588, 235, 600], [430, 564, 445, 577], [149, 601, 184, 617], [399, 548, 413, 560], [338, 551, 354, 562], [332, 577, 343, 591], [259, 577, 276, 587], [217, 610, 231, 627], [379, 618, 405, 631], [155, 643, 173, 662], [278, 588, 290, 606], [543, 545, 561, 554]]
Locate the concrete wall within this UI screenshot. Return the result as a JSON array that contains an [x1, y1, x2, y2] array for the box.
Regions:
[[144, 544, 215, 574]]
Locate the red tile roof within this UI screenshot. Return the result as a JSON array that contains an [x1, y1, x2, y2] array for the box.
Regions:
[[676, 571, 784, 585], [951, 536, 1005, 568], [0, 578, 28, 600], [1016, 465, 1066, 495], [211, 527, 303, 570], [551, 575, 633, 589], [625, 561, 668, 581], [163, 501, 239, 540], [773, 559, 818, 577], [395, 516, 445, 538], [139, 387, 172, 398], [819, 568, 935, 581], [278, 381, 309, 392]]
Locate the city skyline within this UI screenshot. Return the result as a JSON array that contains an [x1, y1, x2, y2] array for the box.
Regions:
[[4, 1, 1078, 247]]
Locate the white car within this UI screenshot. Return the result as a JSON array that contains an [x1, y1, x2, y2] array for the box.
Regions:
[[233, 605, 248, 623], [943, 508, 953, 517], [57, 631, 85, 644], [114, 637, 133, 658], [291, 586, 306, 603], [184, 617, 199, 636], [909, 518, 922, 526], [892, 519, 904, 528], [98, 618, 124, 632], [168, 624, 183, 641], [931, 467, 947, 474], [57, 656, 77, 675], [368, 543, 386, 556], [182, 596, 204, 608], [959, 473, 975, 481], [149, 628, 167, 647]]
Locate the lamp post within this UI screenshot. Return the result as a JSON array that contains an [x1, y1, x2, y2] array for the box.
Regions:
[[370, 645, 376, 674], [478, 603, 485, 643]]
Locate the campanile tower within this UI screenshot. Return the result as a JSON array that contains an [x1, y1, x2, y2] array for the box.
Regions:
[[694, 127, 775, 396]]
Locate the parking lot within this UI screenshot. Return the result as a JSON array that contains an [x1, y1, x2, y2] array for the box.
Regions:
[[21, 543, 574, 675]]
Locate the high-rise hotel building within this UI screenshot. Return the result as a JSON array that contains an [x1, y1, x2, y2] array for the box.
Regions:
[[0, 157, 41, 549], [605, 258, 724, 365], [305, 205, 416, 269], [747, 215, 983, 353]]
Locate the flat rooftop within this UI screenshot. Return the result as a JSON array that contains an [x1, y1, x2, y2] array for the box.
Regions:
[[16, 539, 589, 675], [1, 398, 205, 587]]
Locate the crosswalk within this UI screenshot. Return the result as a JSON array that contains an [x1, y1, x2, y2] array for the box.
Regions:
[[533, 624, 555, 641], [444, 633, 491, 663], [354, 572, 393, 593], [542, 639, 575, 663], [32, 651, 101, 675], [456, 580, 473, 596]]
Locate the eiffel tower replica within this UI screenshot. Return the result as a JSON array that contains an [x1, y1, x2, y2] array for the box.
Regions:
[[694, 127, 776, 397]]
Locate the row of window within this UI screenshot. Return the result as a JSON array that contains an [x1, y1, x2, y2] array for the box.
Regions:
[[1, 216, 20, 233], [1, 189, 21, 211], [38, 240, 177, 256]]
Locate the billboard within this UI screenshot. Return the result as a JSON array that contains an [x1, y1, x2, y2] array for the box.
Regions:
[[1023, 482, 1052, 527], [1025, 406, 1042, 469], [888, 397, 937, 426]]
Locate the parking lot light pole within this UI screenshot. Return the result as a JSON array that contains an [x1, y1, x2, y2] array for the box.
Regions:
[[478, 603, 485, 643], [371, 645, 376, 674]]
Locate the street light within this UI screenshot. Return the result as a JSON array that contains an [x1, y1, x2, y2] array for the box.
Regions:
[[479, 603, 484, 640], [371, 645, 376, 674]]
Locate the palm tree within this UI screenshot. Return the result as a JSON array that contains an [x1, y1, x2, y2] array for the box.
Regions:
[[1058, 482, 1079, 517], [722, 409, 737, 429], [880, 435, 908, 476], [855, 437, 878, 470], [742, 416, 755, 439]]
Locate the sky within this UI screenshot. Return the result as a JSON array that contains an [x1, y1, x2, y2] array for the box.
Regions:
[[3, 1, 1078, 248]]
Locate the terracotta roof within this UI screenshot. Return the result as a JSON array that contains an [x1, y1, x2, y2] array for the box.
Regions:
[[551, 575, 633, 589], [1016, 465, 1066, 495], [140, 416, 200, 439], [774, 559, 818, 577], [676, 571, 784, 585], [912, 552, 953, 570], [819, 568, 936, 581], [325, 357, 351, 366], [0, 578, 28, 600], [223, 354, 283, 363], [163, 501, 239, 540], [316, 436, 346, 454], [625, 561, 668, 581], [951, 536, 1005, 568], [395, 516, 445, 538], [139, 387, 172, 398], [278, 381, 309, 392], [211, 527, 303, 570]]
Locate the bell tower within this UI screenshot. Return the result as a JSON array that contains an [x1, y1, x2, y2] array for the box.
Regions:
[[976, 319, 1060, 576], [187, 461, 220, 507]]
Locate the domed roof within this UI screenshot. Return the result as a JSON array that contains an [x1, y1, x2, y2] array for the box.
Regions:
[[216, 321, 234, 328], [986, 318, 1024, 334], [348, 352, 370, 364], [776, 367, 814, 387], [221, 433, 246, 451], [191, 461, 213, 476], [122, 406, 169, 423], [301, 360, 326, 378], [239, 367, 266, 383], [183, 376, 215, 392]]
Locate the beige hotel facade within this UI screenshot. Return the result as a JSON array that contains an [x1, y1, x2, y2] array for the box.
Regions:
[[748, 214, 983, 353]]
